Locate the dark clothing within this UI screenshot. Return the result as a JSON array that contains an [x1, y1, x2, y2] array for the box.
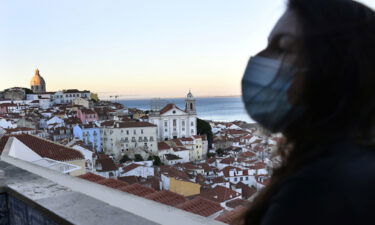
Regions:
[[261, 140, 375, 225]]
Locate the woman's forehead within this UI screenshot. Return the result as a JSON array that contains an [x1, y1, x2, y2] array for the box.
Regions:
[[268, 9, 300, 42]]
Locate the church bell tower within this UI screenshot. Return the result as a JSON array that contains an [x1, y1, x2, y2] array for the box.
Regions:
[[185, 90, 196, 115]]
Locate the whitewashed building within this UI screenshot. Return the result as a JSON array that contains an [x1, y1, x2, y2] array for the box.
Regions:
[[52, 89, 91, 104], [149, 91, 197, 141], [100, 121, 158, 159]]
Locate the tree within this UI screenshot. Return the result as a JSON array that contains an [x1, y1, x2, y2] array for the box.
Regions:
[[216, 148, 224, 156], [153, 156, 162, 166], [90, 93, 100, 102], [120, 155, 131, 163], [207, 152, 215, 158], [134, 154, 144, 162], [147, 155, 162, 166], [197, 118, 213, 149]]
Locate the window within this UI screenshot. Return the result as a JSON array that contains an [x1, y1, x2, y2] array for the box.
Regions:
[[121, 130, 123, 133], [141, 129, 144, 134], [191, 121, 194, 126], [138, 137, 142, 142], [191, 129, 194, 133], [150, 136, 154, 141], [132, 137, 136, 142], [126, 130, 129, 135], [240, 177, 243, 181], [165, 129, 167, 132], [164, 121, 168, 126], [234, 178, 238, 182], [182, 121, 185, 126], [144, 137, 148, 142], [182, 128, 185, 131], [125, 137, 129, 142], [173, 110, 176, 114], [246, 177, 249, 180], [173, 119, 176, 126], [134, 130, 136, 135]]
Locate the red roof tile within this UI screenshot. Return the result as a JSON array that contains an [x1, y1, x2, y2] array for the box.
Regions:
[[118, 121, 156, 128], [159, 104, 174, 115], [215, 206, 247, 224], [96, 154, 118, 172], [78, 173, 106, 182], [15, 134, 84, 161], [157, 142, 171, 151], [120, 183, 156, 197], [96, 178, 129, 189], [123, 163, 141, 173], [177, 197, 223, 217], [200, 186, 241, 203], [225, 198, 250, 209], [145, 190, 187, 206]]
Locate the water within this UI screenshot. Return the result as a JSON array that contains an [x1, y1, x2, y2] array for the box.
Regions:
[[118, 97, 255, 123]]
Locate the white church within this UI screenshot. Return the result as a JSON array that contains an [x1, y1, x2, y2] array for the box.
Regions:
[[149, 91, 197, 141]]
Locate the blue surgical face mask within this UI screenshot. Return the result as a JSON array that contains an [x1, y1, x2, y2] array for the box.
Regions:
[[241, 56, 304, 132]]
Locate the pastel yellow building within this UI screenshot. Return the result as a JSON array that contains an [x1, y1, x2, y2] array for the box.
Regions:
[[168, 177, 201, 197]]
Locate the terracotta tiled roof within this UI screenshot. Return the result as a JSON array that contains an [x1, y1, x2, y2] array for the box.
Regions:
[[118, 121, 156, 128], [79, 109, 97, 114], [235, 182, 257, 199], [120, 183, 156, 197], [240, 151, 256, 158], [15, 134, 84, 161], [177, 197, 223, 217], [145, 190, 187, 206], [215, 206, 247, 224], [96, 179, 129, 189], [78, 173, 106, 182], [96, 155, 118, 172], [200, 185, 241, 203], [164, 154, 182, 160], [118, 176, 139, 184], [160, 165, 190, 181], [221, 166, 249, 177], [123, 163, 141, 173], [159, 104, 175, 115], [206, 157, 216, 164], [157, 142, 171, 151], [212, 177, 227, 184], [220, 157, 235, 165], [249, 162, 267, 170], [225, 198, 250, 209]]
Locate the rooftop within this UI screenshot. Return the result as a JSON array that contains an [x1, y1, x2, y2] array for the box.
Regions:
[[0, 154, 224, 225]]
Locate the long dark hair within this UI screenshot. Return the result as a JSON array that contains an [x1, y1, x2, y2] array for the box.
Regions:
[[243, 0, 375, 224]]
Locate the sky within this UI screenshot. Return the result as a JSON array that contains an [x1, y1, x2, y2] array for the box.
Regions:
[[1, 0, 374, 99]]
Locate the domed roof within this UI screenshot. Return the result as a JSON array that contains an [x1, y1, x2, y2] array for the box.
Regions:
[[30, 69, 45, 86]]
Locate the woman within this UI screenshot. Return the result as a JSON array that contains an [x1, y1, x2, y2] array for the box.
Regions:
[[241, 0, 375, 224]]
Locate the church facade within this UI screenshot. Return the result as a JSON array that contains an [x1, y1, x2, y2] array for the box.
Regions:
[[149, 91, 197, 141]]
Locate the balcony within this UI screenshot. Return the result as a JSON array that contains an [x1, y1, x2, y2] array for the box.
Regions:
[[0, 155, 224, 225]]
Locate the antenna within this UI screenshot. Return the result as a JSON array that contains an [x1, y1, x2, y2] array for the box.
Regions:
[[150, 98, 167, 112]]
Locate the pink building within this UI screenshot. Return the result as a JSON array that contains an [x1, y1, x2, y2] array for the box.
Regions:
[[0, 103, 17, 114], [77, 108, 98, 124]]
